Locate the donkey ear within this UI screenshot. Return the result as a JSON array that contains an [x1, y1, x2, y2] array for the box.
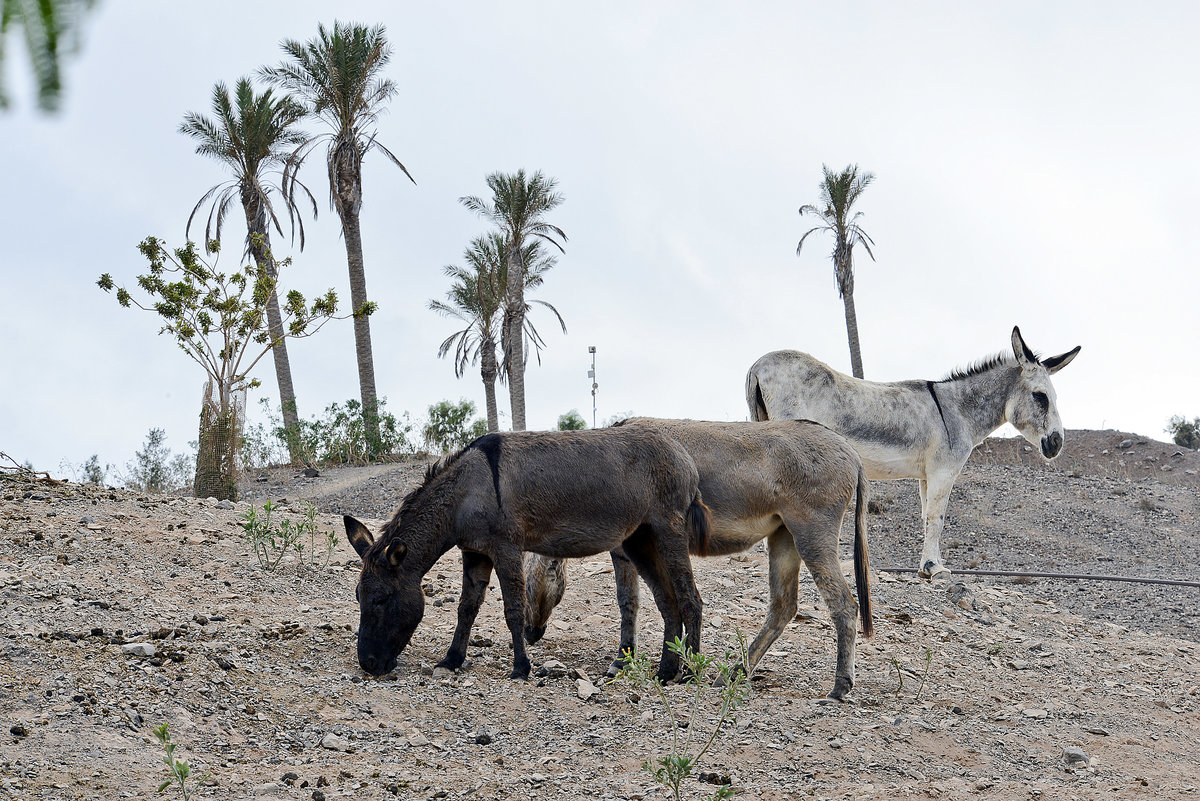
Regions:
[[1042, 345, 1081, 374], [384, 539, 407, 567], [1011, 326, 1037, 366], [344, 515, 374, 558]]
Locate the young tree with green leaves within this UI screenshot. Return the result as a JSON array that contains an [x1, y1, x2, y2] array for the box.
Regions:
[[260, 21, 414, 454], [179, 78, 317, 464], [429, 232, 566, 432], [460, 170, 566, 430], [98, 238, 339, 500], [797, 164, 876, 379]]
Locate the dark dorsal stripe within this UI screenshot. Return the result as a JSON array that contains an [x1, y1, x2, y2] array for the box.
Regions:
[[467, 433, 504, 509], [927, 381, 951, 437]]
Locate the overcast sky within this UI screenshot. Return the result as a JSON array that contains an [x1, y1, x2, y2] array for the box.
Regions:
[[2, 1, 1197, 476]]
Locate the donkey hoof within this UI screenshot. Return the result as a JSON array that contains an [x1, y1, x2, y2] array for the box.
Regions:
[[825, 679, 854, 702], [919, 561, 951, 581]]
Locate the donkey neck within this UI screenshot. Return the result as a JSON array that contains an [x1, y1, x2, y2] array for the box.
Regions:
[[386, 473, 465, 577], [938, 363, 1022, 448]]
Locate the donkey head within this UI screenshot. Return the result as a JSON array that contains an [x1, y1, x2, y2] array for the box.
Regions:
[[344, 515, 426, 676], [1005, 326, 1081, 459]]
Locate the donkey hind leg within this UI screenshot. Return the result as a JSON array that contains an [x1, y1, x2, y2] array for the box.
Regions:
[[491, 542, 535, 679], [648, 515, 705, 677], [620, 529, 685, 682], [918, 472, 957, 579], [606, 547, 641, 677], [745, 528, 801, 676], [437, 550, 493, 672], [788, 513, 859, 701]]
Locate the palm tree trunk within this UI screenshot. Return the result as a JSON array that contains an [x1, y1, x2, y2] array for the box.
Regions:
[[504, 241, 527, 431], [842, 291, 864, 379], [339, 208, 382, 451], [481, 342, 500, 433], [243, 202, 304, 465]]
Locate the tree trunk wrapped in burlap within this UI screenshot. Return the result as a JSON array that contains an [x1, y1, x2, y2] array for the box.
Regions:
[[193, 380, 244, 501]]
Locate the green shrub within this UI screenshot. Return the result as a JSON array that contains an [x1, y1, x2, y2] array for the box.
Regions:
[[294, 398, 416, 465], [423, 399, 487, 453], [557, 409, 587, 430], [1166, 416, 1200, 449]]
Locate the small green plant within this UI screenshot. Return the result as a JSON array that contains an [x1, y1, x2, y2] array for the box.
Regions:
[[891, 646, 935, 701], [617, 634, 749, 801], [153, 723, 209, 799], [241, 501, 335, 570], [916, 646, 933, 701]]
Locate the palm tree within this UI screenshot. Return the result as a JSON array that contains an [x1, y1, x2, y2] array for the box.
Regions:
[[459, 170, 566, 430], [429, 233, 566, 432], [260, 21, 415, 453], [797, 164, 876, 379], [0, 0, 97, 112], [179, 77, 315, 464]]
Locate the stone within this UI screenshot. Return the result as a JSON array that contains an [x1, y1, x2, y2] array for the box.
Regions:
[[576, 678, 599, 700], [121, 642, 156, 657], [1062, 746, 1090, 767], [947, 582, 975, 610], [1118, 439, 1133, 449], [536, 659, 568, 679], [1021, 708, 1048, 719], [474, 727, 495, 745], [432, 667, 454, 680], [216, 500, 235, 511], [320, 733, 350, 752], [302, 468, 320, 479]]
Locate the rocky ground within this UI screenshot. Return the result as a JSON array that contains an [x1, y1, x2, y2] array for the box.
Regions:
[[1, 429, 1198, 800]]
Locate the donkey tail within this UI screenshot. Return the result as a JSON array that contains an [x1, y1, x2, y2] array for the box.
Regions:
[[853, 463, 875, 638], [746, 370, 770, 421], [687, 494, 713, 557]]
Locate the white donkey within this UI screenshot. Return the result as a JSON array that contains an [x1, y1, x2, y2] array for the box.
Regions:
[[746, 326, 1080, 578]]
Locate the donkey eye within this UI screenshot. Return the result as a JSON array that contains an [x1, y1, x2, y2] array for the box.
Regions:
[[1032, 391, 1049, 410]]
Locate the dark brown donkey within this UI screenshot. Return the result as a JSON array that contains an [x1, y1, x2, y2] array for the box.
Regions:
[[525, 418, 873, 700], [344, 427, 711, 682]]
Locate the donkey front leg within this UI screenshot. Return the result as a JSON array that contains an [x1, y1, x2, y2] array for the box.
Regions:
[[438, 550, 493, 671], [918, 471, 958, 579], [491, 543, 534, 679]]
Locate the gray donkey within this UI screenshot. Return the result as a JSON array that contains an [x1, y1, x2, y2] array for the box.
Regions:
[[746, 326, 1079, 578], [344, 427, 710, 682], [525, 418, 873, 700]]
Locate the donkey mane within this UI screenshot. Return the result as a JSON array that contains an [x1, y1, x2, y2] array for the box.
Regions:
[[942, 351, 1019, 382], [376, 433, 508, 548], [376, 440, 485, 546]]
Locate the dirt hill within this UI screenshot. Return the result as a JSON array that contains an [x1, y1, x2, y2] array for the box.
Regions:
[[1, 429, 1197, 800]]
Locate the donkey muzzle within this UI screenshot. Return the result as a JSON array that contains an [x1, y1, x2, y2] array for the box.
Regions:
[[1041, 431, 1063, 459]]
